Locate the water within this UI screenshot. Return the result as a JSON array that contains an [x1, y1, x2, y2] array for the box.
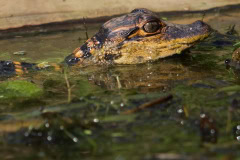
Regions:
[[0, 7, 240, 160]]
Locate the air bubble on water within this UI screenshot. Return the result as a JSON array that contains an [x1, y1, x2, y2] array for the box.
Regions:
[[47, 136, 52, 141], [181, 121, 184, 125], [93, 118, 99, 123], [200, 113, 206, 118], [210, 129, 215, 134], [177, 108, 183, 114], [73, 137, 78, 143], [237, 125, 240, 130], [237, 136, 240, 141], [45, 123, 50, 128]]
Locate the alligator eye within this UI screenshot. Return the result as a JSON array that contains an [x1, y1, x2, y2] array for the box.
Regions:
[[143, 21, 160, 33]]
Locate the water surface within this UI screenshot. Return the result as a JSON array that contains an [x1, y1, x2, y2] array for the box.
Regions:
[[0, 8, 240, 160]]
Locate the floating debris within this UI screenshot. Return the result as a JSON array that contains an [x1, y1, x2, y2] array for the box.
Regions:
[[226, 24, 238, 36], [13, 51, 26, 55], [199, 113, 218, 143], [123, 94, 173, 114]]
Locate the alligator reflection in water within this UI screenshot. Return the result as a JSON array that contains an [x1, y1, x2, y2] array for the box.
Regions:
[[75, 56, 212, 91]]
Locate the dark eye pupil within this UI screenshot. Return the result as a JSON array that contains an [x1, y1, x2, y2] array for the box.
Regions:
[[143, 22, 159, 33]]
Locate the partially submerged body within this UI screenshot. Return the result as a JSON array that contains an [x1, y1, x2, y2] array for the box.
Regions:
[[225, 47, 240, 69], [0, 8, 211, 76], [65, 8, 211, 66]]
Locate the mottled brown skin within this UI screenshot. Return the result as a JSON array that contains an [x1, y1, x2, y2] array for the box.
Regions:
[[1, 8, 211, 76], [65, 8, 211, 66], [225, 48, 240, 69], [232, 48, 240, 62]]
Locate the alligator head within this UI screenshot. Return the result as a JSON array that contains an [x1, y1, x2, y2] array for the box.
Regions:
[[65, 8, 212, 66]]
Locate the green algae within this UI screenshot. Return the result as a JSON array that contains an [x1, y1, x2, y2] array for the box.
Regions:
[[0, 80, 43, 100], [0, 8, 240, 160]]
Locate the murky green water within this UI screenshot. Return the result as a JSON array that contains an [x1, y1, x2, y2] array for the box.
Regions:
[[0, 8, 240, 160]]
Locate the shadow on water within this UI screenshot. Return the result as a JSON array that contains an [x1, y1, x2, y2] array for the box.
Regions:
[[0, 5, 240, 160]]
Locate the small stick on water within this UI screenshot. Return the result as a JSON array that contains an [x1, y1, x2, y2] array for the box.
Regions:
[[64, 69, 72, 103], [83, 17, 89, 40], [201, 11, 206, 21], [123, 94, 173, 114], [116, 76, 122, 89], [183, 105, 189, 118]]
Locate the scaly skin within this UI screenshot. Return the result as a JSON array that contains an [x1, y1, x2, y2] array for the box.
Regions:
[[65, 8, 211, 66], [225, 48, 240, 69], [0, 8, 212, 76]]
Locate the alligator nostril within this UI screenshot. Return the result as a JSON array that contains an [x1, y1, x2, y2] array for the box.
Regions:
[[191, 20, 212, 32], [193, 20, 207, 27]]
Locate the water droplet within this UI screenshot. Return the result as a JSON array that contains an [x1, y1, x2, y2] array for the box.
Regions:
[[120, 103, 124, 107], [93, 118, 99, 123], [237, 136, 240, 141], [177, 108, 183, 114], [210, 129, 215, 134], [180, 120, 184, 125], [45, 123, 50, 128], [47, 136, 52, 141], [237, 125, 240, 130], [73, 137, 78, 143], [200, 113, 206, 118]]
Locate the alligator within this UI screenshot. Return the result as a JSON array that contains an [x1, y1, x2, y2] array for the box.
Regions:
[[225, 47, 240, 69], [0, 8, 211, 76]]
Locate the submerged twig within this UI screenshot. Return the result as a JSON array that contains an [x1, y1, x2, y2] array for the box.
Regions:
[[183, 105, 189, 118], [116, 76, 122, 89], [64, 69, 73, 103], [123, 94, 173, 114]]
